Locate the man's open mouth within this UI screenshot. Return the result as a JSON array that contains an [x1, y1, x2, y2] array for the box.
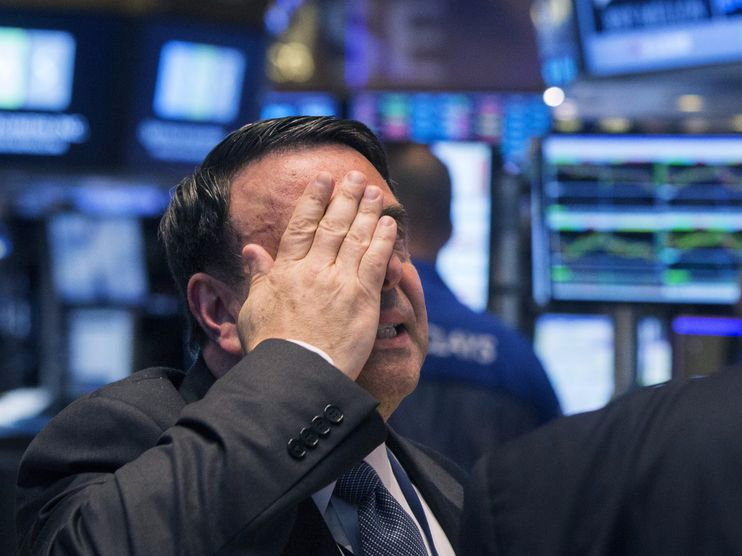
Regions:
[[376, 323, 403, 339]]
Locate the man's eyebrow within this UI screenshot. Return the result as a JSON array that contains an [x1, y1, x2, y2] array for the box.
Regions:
[[381, 204, 408, 233]]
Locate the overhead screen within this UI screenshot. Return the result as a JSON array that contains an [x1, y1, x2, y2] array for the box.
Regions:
[[0, 10, 122, 165], [532, 134, 742, 306], [124, 20, 264, 171], [259, 91, 341, 120], [432, 142, 492, 312], [533, 312, 615, 414], [47, 214, 149, 305], [66, 308, 135, 399], [575, 0, 742, 76], [350, 91, 550, 169], [530, 0, 583, 86]]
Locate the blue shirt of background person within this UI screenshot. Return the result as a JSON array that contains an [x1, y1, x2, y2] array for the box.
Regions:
[[415, 258, 561, 424], [385, 143, 561, 470]]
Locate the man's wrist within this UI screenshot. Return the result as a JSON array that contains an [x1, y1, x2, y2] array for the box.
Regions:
[[287, 339, 335, 366]]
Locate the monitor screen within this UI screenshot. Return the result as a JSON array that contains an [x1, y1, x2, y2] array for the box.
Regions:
[[532, 134, 742, 305], [124, 19, 264, 170], [153, 41, 246, 124], [530, 0, 583, 86], [575, 0, 742, 76], [350, 91, 550, 168], [432, 141, 493, 312], [47, 214, 148, 304], [66, 308, 134, 399], [351, 91, 505, 143], [0, 10, 122, 165], [671, 314, 742, 378], [533, 312, 615, 415], [637, 315, 672, 386], [0, 27, 75, 112], [259, 91, 342, 119]]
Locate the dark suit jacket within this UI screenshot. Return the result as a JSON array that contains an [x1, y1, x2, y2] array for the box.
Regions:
[[390, 379, 541, 471], [460, 365, 742, 556], [16, 340, 465, 555]]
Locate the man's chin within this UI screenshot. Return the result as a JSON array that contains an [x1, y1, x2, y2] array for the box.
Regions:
[[356, 360, 421, 418]]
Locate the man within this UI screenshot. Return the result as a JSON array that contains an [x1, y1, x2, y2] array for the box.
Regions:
[[459, 364, 742, 555], [16, 117, 465, 555], [385, 143, 561, 470]]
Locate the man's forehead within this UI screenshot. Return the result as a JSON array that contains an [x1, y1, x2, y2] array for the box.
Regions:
[[233, 145, 393, 203], [228, 144, 396, 250]]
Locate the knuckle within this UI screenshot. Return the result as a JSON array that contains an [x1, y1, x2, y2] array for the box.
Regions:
[[317, 216, 347, 236], [345, 228, 372, 249], [362, 250, 387, 272], [284, 214, 315, 236]]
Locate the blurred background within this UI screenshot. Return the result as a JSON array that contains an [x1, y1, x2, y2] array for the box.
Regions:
[[2, 0, 742, 550]]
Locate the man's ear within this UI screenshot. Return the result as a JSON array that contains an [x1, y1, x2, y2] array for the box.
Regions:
[[187, 272, 243, 358]]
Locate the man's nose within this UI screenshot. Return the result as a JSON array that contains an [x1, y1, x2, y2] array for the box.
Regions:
[[382, 252, 403, 291]]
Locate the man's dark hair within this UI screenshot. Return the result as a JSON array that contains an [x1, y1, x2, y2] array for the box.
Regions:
[[159, 116, 390, 354]]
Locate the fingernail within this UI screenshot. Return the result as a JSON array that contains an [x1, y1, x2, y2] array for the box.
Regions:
[[315, 172, 333, 187], [364, 186, 381, 200], [380, 215, 395, 227], [347, 171, 366, 184]]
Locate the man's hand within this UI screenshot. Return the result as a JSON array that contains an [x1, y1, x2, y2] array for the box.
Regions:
[[237, 170, 397, 380]]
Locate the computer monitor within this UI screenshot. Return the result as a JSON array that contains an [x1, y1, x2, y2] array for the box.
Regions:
[[637, 315, 672, 386], [532, 134, 742, 306], [432, 141, 493, 312], [671, 314, 742, 379], [259, 91, 342, 119], [350, 91, 550, 169], [533, 312, 615, 415], [530, 0, 583, 86], [47, 213, 148, 305], [66, 308, 134, 399], [350, 91, 502, 143], [574, 0, 742, 76], [124, 19, 264, 171], [0, 9, 122, 166]]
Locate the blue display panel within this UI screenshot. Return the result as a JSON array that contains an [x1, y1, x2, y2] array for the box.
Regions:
[[575, 0, 742, 76], [259, 91, 342, 119], [533, 312, 615, 414], [432, 142, 493, 312], [66, 308, 134, 398], [47, 214, 148, 305], [671, 313, 742, 378], [637, 315, 673, 386], [0, 10, 122, 165], [350, 91, 551, 168], [0, 27, 75, 111], [532, 134, 742, 305], [153, 41, 246, 124], [531, 0, 583, 86], [124, 20, 264, 170]]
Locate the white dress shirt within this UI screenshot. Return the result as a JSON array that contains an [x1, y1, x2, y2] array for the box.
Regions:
[[288, 340, 455, 555], [312, 443, 455, 556]]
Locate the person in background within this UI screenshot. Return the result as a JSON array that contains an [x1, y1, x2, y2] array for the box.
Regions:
[[386, 143, 561, 471], [15, 117, 465, 555], [459, 362, 742, 555]]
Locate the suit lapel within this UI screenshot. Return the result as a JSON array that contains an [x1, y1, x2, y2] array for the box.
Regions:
[[281, 499, 344, 556], [386, 429, 465, 545]]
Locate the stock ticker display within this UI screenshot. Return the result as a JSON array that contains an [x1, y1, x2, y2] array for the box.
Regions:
[[532, 135, 742, 305], [574, 0, 742, 76]]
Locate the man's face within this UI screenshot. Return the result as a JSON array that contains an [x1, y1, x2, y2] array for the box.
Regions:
[[229, 144, 428, 416]]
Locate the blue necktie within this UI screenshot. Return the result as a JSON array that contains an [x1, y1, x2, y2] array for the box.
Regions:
[[334, 461, 428, 556]]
